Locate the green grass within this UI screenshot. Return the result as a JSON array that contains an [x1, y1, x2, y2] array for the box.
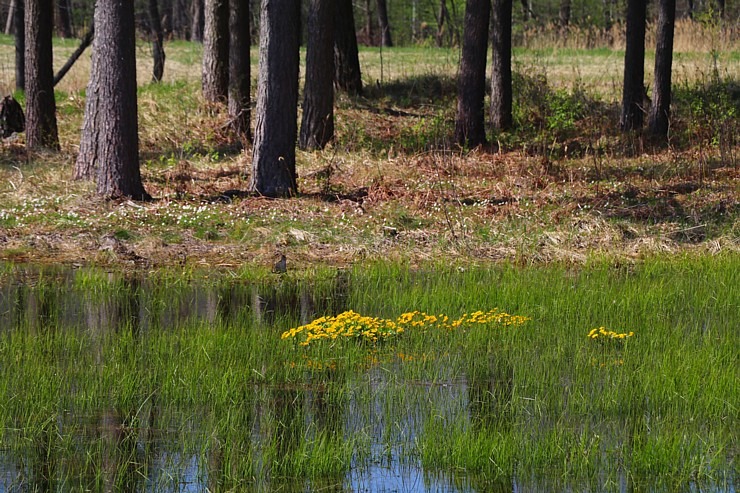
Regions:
[[0, 255, 736, 491]]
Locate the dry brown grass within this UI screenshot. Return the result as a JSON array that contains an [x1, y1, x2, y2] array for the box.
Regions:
[[0, 36, 737, 272]]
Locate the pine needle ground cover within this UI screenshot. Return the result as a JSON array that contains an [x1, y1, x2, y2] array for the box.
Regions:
[[0, 256, 736, 492]]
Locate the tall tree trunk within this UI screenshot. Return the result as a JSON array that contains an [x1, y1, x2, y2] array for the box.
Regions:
[[299, 0, 335, 150], [376, 0, 392, 47], [620, 0, 647, 131], [490, 0, 513, 131], [202, 0, 229, 102], [455, 0, 490, 147], [648, 0, 676, 139], [76, 0, 149, 200], [14, 0, 24, 90], [228, 0, 250, 142], [25, 0, 59, 150], [250, 0, 300, 197], [56, 0, 73, 37], [334, 0, 362, 95], [149, 0, 166, 82], [191, 0, 204, 41]]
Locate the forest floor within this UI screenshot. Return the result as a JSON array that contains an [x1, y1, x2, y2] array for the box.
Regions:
[[0, 37, 738, 274]]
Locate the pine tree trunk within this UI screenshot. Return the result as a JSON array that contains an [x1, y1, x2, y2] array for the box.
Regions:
[[202, 0, 229, 102], [25, 0, 59, 150], [490, 0, 513, 131], [250, 0, 300, 197], [620, 0, 647, 131], [455, 0, 490, 147], [299, 0, 335, 150], [333, 0, 362, 96], [376, 0, 392, 47], [149, 0, 166, 82], [648, 0, 676, 139], [228, 0, 250, 142], [76, 0, 149, 200], [14, 0, 24, 90]]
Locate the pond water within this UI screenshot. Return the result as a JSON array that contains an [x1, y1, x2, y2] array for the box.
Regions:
[[0, 263, 735, 492]]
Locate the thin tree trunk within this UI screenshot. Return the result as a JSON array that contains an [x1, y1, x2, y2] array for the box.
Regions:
[[334, 0, 362, 95], [14, 0, 24, 90], [191, 0, 204, 41], [455, 0, 490, 147], [620, 0, 647, 131], [149, 0, 166, 82], [56, 0, 73, 37], [436, 0, 450, 48], [364, 0, 373, 43], [228, 0, 250, 142], [490, 0, 513, 131], [54, 25, 94, 86], [299, 0, 335, 150], [250, 0, 300, 197], [5, 0, 16, 34], [648, 0, 676, 139], [559, 0, 571, 27], [25, 0, 59, 150], [202, 0, 229, 102], [376, 0, 392, 47]]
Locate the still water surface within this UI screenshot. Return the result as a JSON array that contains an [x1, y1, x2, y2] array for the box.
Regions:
[[0, 265, 734, 492]]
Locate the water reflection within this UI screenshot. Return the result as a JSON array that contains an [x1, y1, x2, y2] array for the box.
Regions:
[[0, 265, 734, 493]]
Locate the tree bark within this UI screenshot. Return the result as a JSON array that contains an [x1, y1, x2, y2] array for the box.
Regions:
[[648, 0, 676, 139], [191, 0, 204, 41], [333, 0, 362, 96], [620, 0, 647, 131], [490, 0, 513, 132], [455, 0, 490, 147], [228, 0, 250, 142], [299, 0, 335, 150], [14, 0, 24, 90], [25, 0, 59, 150], [376, 0, 392, 47], [76, 0, 149, 200], [149, 0, 166, 82], [250, 0, 300, 197], [202, 0, 229, 102]]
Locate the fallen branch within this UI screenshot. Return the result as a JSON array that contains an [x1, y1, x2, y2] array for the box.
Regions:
[[54, 26, 94, 87]]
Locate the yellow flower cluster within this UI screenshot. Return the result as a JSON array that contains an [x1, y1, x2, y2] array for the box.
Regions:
[[588, 327, 635, 340], [281, 308, 530, 347]]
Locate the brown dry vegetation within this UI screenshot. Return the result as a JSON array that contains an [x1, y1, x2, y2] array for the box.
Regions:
[[0, 32, 738, 273]]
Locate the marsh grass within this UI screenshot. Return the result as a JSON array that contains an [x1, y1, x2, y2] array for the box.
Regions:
[[1, 255, 738, 490], [1, 256, 736, 491]]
